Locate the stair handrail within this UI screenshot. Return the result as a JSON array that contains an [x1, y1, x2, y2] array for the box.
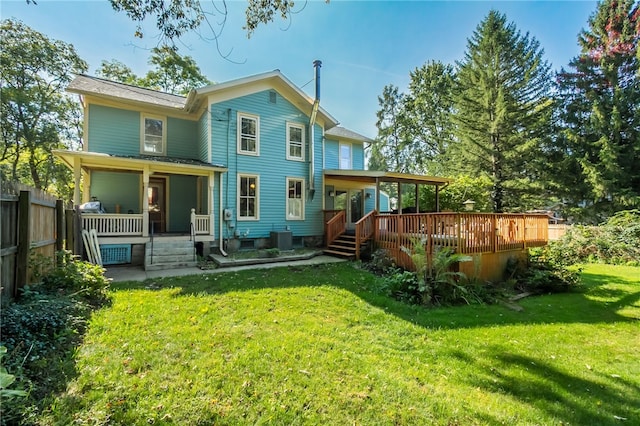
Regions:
[[325, 210, 346, 247], [149, 220, 154, 265], [354, 210, 377, 260], [190, 208, 197, 261]]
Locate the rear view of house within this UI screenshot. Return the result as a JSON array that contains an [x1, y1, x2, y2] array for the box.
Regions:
[[55, 63, 409, 269]]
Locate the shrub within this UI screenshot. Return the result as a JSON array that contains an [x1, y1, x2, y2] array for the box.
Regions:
[[42, 250, 111, 303], [547, 210, 640, 266], [506, 248, 582, 294], [0, 252, 111, 424]]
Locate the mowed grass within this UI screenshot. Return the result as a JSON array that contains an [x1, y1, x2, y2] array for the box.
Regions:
[[43, 263, 639, 425]]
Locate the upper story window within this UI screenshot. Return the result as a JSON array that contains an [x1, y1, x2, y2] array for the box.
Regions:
[[237, 112, 260, 155], [141, 114, 166, 155], [286, 122, 305, 161], [286, 177, 305, 220], [339, 142, 352, 169], [238, 174, 259, 220]]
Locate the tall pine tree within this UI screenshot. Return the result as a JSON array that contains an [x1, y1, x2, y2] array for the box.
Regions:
[[556, 0, 639, 222], [453, 10, 553, 212]]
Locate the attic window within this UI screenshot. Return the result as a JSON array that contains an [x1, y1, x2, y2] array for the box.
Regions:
[[269, 91, 277, 104], [141, 114, 166, 155]]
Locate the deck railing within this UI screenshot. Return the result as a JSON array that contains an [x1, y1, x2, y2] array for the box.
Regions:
[[354, 210, 376, 259], [373, 212, 548, 270], [325, 210, 346, 247], [81, 213, 144, 236]]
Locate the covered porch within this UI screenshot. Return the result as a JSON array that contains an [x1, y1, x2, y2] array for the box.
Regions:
[[54, 150, 227, 244]]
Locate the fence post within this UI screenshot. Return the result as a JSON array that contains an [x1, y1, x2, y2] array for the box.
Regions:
[[56, 200, 64, 252], [65, 209, 74, 251], [16, 190, 31, 295], [73, 207, 83, 256]]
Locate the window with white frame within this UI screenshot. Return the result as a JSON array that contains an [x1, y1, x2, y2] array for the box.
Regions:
[[141, 115, 166, 155], [339, 143, 352, 169], [237, 113, 259, 155], [286, 122, 305, 161], [286, 178, 305, 220], [238, 174, 259, 220]]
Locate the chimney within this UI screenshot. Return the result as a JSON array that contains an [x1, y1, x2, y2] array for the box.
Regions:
[[313, 60, 322, 102]]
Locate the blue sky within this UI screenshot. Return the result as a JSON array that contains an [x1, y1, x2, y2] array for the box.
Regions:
[[2, 0, 598, 138]]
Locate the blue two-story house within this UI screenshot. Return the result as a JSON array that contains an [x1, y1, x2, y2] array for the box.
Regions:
[[55, 63, 449, 269]]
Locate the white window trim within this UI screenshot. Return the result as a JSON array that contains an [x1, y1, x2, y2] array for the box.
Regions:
[[237, 173, 259, 221], [140, 114, 167, 156], [286, 122, 305, 162], [237, 112, 260, 156], [339, 142, 352, 169], [286, 177, 305, 221]]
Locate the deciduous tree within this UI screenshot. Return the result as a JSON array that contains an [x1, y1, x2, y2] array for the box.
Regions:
[[555, 0, 639, 222], [0, 19, 87, 197]]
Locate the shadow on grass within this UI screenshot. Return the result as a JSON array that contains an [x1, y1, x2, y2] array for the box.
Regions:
[[111, 263, 639, 331], [457, 348, 640, 425]]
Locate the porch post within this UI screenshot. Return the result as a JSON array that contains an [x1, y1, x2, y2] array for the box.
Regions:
[[208, 172, 215, 236], [397, 182, 402, 214], [415, 184, 419, 212], [435, 185, 440, 212], [73, 156, 82, 206], [142, 166, 149, 237], [375, 178, 380, 212]]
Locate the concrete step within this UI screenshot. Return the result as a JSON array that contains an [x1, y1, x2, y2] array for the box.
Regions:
[[145, 261, 198, 271], [146, 247, 195, 257]]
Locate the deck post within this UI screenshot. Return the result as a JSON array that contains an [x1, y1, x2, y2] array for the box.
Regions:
[[435, 185, 440, 212]]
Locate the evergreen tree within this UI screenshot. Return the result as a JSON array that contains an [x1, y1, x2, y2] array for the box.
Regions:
[[453, 10, 553, 212], [556, 0, 639, 222]]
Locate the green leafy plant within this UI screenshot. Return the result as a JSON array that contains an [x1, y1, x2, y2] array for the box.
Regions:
[[265, 247, 280, 258], [0, 346, 27, 399], [42, 251, 111, 303]]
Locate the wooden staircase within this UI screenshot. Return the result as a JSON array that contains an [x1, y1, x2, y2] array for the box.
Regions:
[[324, 233, 364, 259]]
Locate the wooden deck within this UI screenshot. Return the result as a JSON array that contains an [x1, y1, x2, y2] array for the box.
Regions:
[[325, 211, 549, 281]]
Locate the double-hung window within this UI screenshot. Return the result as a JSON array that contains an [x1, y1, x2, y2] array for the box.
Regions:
[[286, 122, 305, 161], [286, 178, 305, 220], [238, 113, 259, 155], [141, 114, 166, 155], [339, 142, 352, 169], [238, 174, 259, 220]]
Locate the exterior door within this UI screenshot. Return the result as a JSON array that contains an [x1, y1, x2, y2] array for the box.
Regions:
[[334, 189, 363, 230], [148, 177, 167, 233]]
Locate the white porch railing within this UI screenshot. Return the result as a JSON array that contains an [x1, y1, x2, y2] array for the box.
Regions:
[[82, 214, 144, 236], [190, 209, 211, 235]]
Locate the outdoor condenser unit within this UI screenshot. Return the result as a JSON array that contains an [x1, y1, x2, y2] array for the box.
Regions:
[[270, 231, 292, 251]]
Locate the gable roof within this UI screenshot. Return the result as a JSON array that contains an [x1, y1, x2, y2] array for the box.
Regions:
[[67, 75, 186, 110], [67, 71, 339, 129], [325, 126, 373, 143]]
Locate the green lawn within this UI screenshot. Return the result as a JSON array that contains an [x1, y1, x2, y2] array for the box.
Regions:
[[42, 263, 639, 425]]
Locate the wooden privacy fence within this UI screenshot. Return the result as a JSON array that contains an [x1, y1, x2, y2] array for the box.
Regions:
[[372, 212, 548, 271], [1, 182, 69, 300]]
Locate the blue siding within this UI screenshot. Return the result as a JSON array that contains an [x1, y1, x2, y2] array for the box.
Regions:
[[324, 139, 365, 170], [352, 143, 365, 170], [211, 90, 324, 239], [88, 105, 139, 155], [197, 111, 209, 163], [90, 171, 140, 213], [168, 175, 198, 232], [324, 139, 339, 169], [166, 117, 198, 159]]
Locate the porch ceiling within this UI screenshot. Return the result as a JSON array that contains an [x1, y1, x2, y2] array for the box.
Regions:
[[323, 170, 452, 187], [53, 150, 227, 176]]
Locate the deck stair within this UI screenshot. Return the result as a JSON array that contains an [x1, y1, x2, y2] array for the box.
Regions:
[[324, 233, 362, 259], [145, 238, 197, 271]]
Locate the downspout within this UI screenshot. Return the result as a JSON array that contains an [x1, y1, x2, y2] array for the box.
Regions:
[[309, 60, 322, 200], [219, 172, 227, 256]]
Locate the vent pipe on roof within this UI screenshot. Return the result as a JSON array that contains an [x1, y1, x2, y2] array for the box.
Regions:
[[309, 60, 322, 199]]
